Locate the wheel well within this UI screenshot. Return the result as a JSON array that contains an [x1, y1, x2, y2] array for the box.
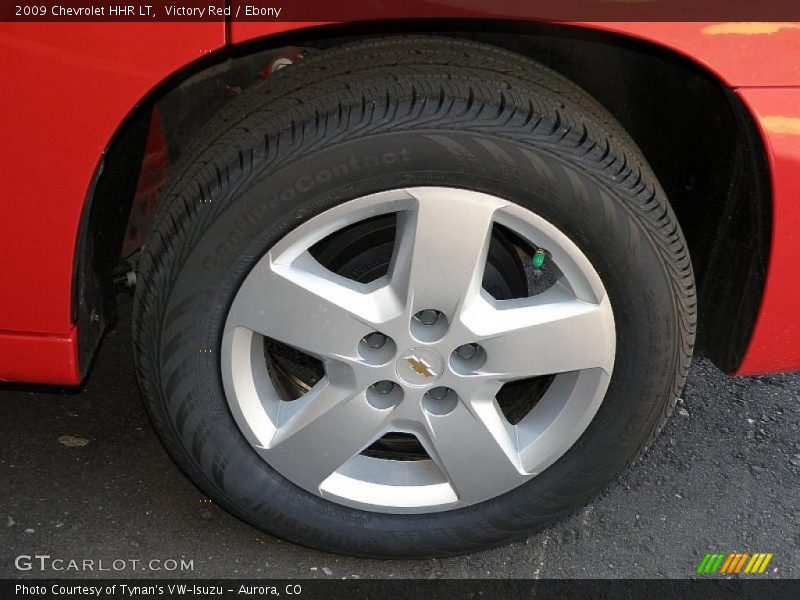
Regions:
[[78, 21, 769, 375]]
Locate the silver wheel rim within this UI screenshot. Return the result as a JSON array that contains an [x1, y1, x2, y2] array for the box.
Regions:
[[221, 187, 615, 513]]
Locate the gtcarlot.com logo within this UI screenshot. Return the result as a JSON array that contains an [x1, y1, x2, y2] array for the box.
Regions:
[[14, 554, 194, 572]]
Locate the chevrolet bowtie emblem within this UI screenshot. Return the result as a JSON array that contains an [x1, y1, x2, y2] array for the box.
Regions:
[[405, 355, 436, 378]]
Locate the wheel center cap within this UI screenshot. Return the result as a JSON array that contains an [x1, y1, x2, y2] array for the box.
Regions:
[[396, 347, 444, 386]]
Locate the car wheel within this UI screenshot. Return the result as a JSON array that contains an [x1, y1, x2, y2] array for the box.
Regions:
[[133, 36, 695, 557]]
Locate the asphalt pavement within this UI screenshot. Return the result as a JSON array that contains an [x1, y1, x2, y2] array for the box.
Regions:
[[1, 297, 798, 579]]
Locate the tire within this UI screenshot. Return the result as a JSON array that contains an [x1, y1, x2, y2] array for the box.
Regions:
[[133, 36, 696, 557]]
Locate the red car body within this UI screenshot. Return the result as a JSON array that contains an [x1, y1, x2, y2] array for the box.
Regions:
[[1, 19, 799, 385]]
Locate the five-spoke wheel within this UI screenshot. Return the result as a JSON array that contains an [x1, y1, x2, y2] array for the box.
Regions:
[[221, 188, 615, 512]]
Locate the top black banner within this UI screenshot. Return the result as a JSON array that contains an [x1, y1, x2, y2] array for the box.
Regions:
[[2, 0, 800, 22]]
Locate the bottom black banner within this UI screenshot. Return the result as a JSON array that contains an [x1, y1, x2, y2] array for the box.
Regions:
[[4, 579, 800, 600]]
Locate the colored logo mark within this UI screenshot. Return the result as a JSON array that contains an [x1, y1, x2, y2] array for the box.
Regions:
[[696, 552, 774, 575], [405, 355, 436, 378]]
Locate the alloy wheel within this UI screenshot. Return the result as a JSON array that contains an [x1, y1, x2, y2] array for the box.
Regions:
[[220, 187, 615, 513]]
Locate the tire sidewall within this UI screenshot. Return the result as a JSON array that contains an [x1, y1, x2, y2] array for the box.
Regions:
[[145, 129, 680, 556]]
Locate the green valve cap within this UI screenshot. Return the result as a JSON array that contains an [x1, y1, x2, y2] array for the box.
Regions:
[[532, 249, 547, 269]]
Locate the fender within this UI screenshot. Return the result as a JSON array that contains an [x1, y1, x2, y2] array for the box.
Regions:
[[0, 19, 798, 384], [0, 22, 223, 383], [235, 21, 800, 87]]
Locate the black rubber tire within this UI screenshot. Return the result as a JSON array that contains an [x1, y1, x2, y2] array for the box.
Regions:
[[133, 36, 696, 558]]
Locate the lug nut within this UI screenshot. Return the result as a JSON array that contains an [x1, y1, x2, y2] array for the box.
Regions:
[[410, 309, 448, 343], [363, 332, 387, 349], [456, 344, 478, 360], [415, 309, 441, 326], [427, 386, 449, 401], [358, 333, 396, 365], [450, 343, 486, 374], [372, 380, 395, 395], [422, 386, 457, 415]]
